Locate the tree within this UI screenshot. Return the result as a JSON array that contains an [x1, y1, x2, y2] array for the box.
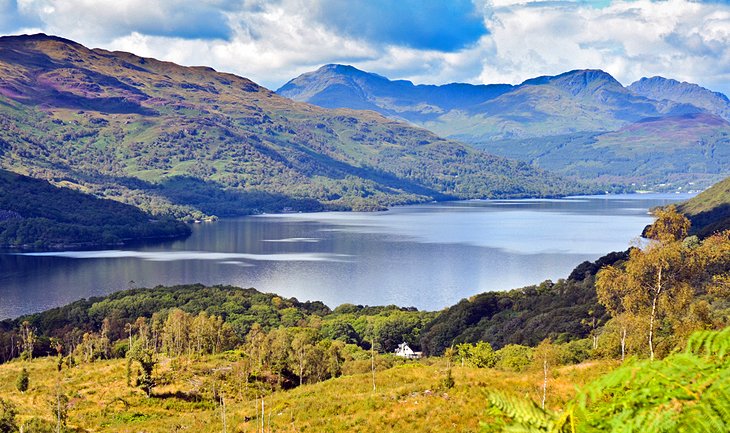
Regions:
[[290, 328, 316, 386], [16, 368, 28, 393], [19, 321, 35, 361], [533, 339, 561, 410], [0, 398, 17, 433], [49, 385, 69, 433], [163, 308, 191, 357], [495, 344, 533, 372], [597, 209, 729, 360], [595, 265, 633, 360], [129, 340, 157, 397]]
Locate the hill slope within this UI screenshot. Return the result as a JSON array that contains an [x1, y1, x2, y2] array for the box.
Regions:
[[0, 169, 189, 248], [678, 175, 730, 236], [0, 34, 581, 218], [280, 65, 730, 190]]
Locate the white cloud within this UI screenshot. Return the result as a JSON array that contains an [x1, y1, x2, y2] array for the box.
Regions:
[[2, 0, 730, 94], [476, 0, 730, 92]]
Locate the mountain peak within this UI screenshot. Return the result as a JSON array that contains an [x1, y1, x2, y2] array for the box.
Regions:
[[520, 69, 624, 96], [628, 76, 730, 120], [0, 33, 84, 48]]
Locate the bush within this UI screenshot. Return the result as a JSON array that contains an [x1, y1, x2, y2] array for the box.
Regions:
[[19, 417, 54, 433], [495, 345, 533, 372], [560, 338, 593, 365], [0, 398, 18, 433]]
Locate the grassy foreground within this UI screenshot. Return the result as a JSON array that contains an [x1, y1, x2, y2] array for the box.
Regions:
[[0, 355, 614, 432]]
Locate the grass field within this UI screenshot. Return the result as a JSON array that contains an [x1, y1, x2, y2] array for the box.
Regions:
[[0, 355, 615, 432]]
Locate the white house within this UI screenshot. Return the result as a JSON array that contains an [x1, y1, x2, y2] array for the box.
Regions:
[[394, 342, 421, 359]]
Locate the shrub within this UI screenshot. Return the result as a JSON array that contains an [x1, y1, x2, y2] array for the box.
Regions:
[[495, 345, 533, 372]]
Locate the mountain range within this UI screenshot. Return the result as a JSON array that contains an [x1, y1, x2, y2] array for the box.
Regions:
[[279, 65, 730, 190], [0, 34, 582, 220]]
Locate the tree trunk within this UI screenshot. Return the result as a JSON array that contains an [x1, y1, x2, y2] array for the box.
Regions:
[[620, 326, 627, 362], [220, 396, 226, 433], [371, 335, 376, 392], [541, 357, 548, 410], [56, 391, 61, 433], [649, 267, 663, 361]]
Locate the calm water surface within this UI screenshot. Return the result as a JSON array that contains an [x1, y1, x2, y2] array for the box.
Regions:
[[0, 194, 690, 319]]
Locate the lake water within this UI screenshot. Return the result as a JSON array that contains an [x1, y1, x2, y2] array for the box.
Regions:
[[0, 194, 690, 319]]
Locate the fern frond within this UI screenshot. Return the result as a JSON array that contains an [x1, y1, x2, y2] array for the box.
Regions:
[[686, 326, 730, 359], [485, 390, 558, 432]]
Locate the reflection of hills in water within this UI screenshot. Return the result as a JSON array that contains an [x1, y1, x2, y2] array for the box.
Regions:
[[0, 194, 688, 319]]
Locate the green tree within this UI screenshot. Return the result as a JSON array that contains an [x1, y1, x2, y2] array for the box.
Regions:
[[16, 368, 28, 393], [290, 328, 317, 386], [129, 340, 157, 397]]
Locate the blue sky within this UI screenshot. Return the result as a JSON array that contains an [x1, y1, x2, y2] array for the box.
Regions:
[[2, 0, 730, 94]]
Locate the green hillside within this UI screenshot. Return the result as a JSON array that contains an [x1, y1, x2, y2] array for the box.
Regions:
[[0, 169, 189, 248], [678, 175, 730, 236], [0, 34, 581, 220]]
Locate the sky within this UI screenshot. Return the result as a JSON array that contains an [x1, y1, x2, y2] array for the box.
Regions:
[[2, 0, 730, 94]]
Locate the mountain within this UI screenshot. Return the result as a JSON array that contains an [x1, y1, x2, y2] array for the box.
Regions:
[[280, 65, 730, 190], [678, 175, 730, 237], [0, 34, 582, 219], [629, 76, 730, 121], [0, 169, 189, 248], [277, 63, 514, 121]]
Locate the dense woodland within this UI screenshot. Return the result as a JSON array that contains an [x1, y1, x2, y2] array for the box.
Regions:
[[0, 169, 190, 248]]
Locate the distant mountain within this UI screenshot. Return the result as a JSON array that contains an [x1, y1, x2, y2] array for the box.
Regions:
[[0, 169, 189, 248], [0, 35, 582, 220], [280, 65, 730, 190], [678, 176, 730, 237], [629, 76, 730, 121], [277, 64, 514, 121]]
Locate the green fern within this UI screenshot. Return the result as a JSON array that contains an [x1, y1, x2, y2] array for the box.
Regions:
[[484, 390, 574, 433], [487, 327, 730, 433]]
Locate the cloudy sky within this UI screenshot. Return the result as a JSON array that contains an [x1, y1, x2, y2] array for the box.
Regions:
[[2, 0, 730, 94]]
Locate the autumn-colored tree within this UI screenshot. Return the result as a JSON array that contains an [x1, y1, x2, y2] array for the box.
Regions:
[[597, 208, 730, 360], [532, 339, 561, 409], [19, 321, 35, 361], [163, 308, 191, 357]]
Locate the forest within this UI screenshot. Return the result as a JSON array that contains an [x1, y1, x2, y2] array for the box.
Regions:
[[0, 169, 190, 248]]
